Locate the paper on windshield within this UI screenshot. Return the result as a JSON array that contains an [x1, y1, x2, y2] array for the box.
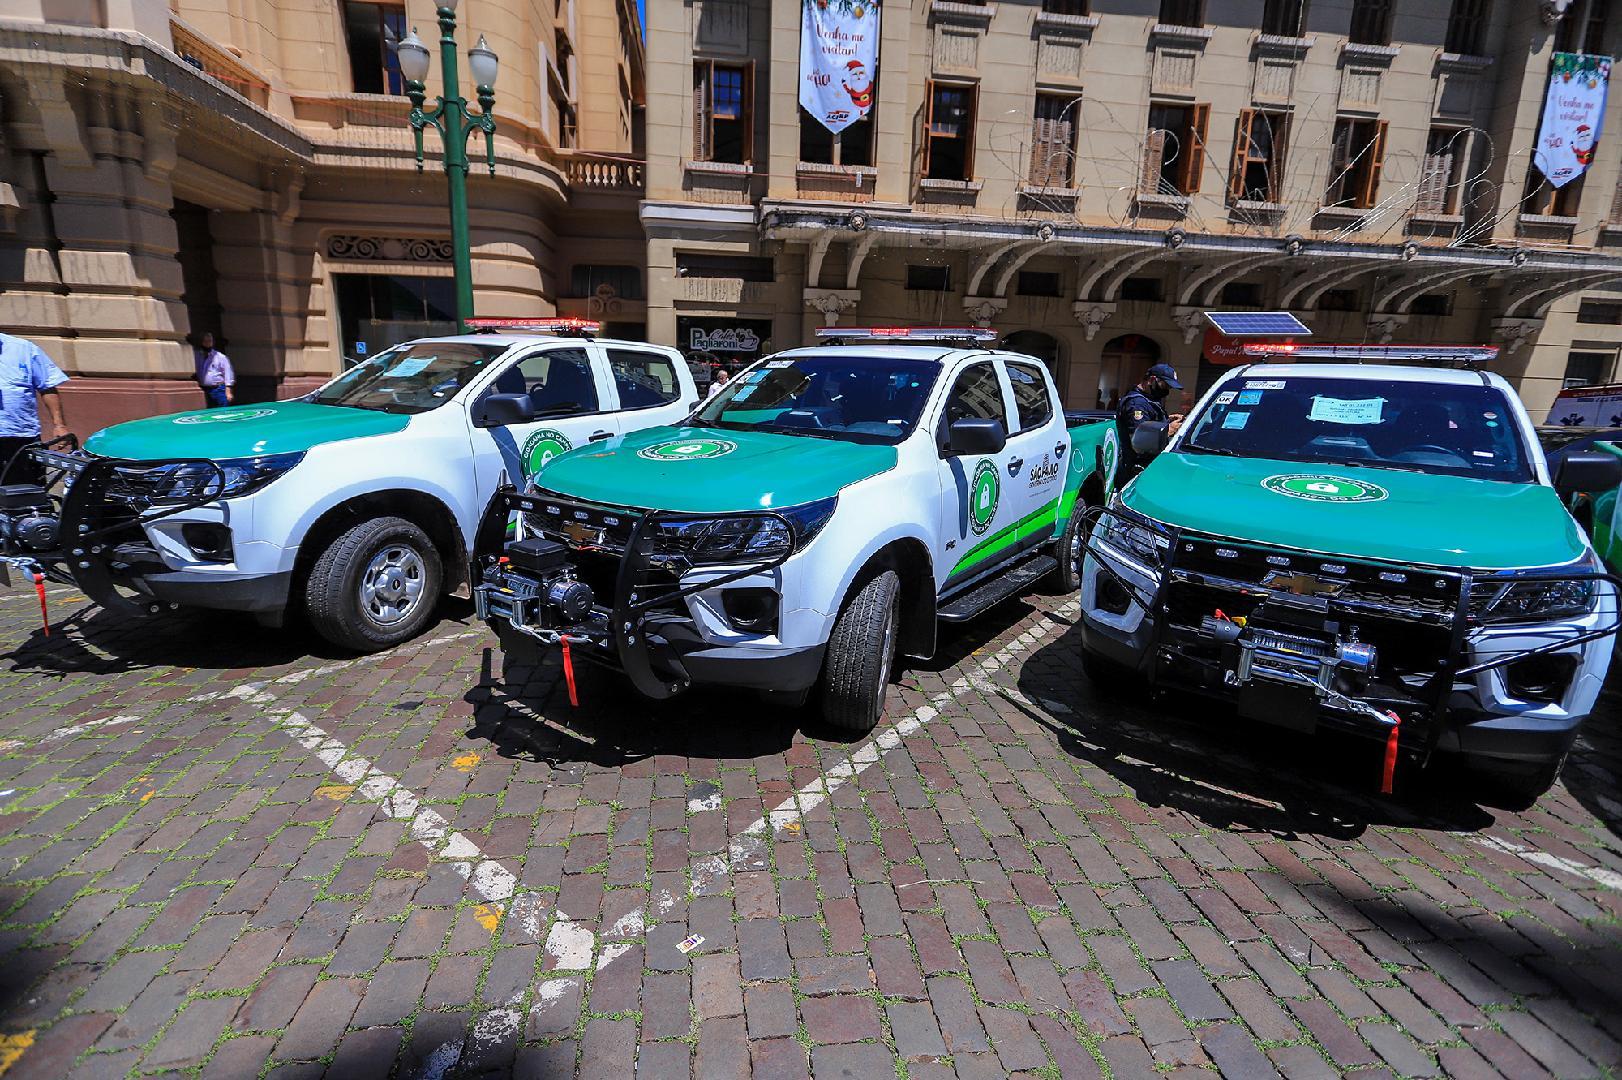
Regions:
[[384, 357, 434, 378], [1222, 411, 1251, 430], [1309, 396, 1385, 425]]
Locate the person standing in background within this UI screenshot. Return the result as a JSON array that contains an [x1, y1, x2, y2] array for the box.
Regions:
[[194, 332, 235, 408], [0, 332, 69, 486]]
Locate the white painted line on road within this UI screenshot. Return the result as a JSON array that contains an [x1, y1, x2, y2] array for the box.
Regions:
[[1468, 833, 1622, 893], [37, 714, 141, 744]]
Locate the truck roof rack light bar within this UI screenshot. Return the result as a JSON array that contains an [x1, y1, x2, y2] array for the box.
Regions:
[[1241, 343, 1500, 367], [466, 317, 601, 336], [814, 326, 999, 344]]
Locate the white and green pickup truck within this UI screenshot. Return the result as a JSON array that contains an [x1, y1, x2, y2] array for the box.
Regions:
[[473, 327, 1119, 732], [1081, 345, 1622, 805], [0, 320, 696, 651]]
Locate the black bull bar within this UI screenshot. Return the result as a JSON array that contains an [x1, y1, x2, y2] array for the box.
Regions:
[[0, 441, 227, 618], [471, 487, 794, 700], [1083, 505, 1622, 761]]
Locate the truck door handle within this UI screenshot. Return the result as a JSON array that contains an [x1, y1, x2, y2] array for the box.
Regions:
[[1007, 457, 1024, 475], [589, 430, 613, 442], [1055, 443, 1067, 458]]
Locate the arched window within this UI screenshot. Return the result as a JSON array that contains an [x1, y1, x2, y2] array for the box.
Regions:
[[1098, 333, 1161, 410]]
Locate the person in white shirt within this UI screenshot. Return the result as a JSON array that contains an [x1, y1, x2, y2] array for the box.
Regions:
[[194, 332, 235, 408]]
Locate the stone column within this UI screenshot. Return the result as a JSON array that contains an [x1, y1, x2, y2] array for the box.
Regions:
[[210, 175, 309, 401]]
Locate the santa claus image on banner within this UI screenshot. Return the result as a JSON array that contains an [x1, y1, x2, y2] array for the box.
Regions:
[[842, 59, 874, 114], [1574, 123, 1597, 167]]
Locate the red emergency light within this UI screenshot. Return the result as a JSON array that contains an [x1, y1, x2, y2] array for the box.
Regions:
[[466, 317, 601, 336], [815, 326, 998, 344], [1241, 342, 1498, 366]]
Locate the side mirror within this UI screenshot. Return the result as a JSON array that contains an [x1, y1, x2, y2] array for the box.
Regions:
[[1131, 420, 1169, 460], [476, 392, 536, 428], [1554, 449, 1622, 496], [947, 418, 1007, 456]]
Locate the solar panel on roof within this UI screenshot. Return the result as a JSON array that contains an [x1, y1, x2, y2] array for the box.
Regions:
[[1204, 311, 1313, 337]]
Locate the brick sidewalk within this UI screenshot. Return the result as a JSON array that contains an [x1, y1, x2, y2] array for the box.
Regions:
[[0, 582, 1617, 1078]]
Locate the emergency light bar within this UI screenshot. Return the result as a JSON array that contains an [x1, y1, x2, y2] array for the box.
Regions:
[[814, 326, 999, 344], [466, 317, 601, 336], [1241, 343, 1499, 367]]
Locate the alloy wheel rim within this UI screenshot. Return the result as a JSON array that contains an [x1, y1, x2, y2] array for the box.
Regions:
[[359, 544, 426, 626]]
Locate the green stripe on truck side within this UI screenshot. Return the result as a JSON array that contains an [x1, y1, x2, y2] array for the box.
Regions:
[[950, 499, 1059, 577]]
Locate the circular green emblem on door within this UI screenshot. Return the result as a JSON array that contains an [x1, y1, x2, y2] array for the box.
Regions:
[[636, 438, 738, 461], [173, 408, 276, 425], [521, 428, 574, 476], [970, 459, 1001, 535], [1262, 473, 1389, 503], [1100, 427, 1120, 497]]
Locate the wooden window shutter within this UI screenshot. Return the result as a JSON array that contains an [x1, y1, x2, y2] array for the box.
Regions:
[[922, 80, 937, 178], [1418, 146, 1450, 214], [1055, 100, 1075, 185], [1272, 112, 1291, 201], [964, 84, 979, 179], [1142, 127, 1166, 193], [693, 61, 710, 160], [741, 61, 755, 164], [1030, 101, 1050, 185], [1357, 120, 1387, 208], [1180, 104, 1209, 194], [1230, 110, 1255, 201]]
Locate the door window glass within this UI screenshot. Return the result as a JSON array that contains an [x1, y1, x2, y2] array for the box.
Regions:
[[941, 362, 1007, 431], [495, 348, 599, 416], [1007, 362, 1053, 432], [607, 348, 680, 409]]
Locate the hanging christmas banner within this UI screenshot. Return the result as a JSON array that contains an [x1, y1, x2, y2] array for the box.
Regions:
[[1534, 52, 1612, 188], [799, 0, 881, 135]]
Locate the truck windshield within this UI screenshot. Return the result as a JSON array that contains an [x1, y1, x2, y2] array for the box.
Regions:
[[1182, 375, 1534, 483], [692, 355, 941, 444], [313, 343, 508, 414]]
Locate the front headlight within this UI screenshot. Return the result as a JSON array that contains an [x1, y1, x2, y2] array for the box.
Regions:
[[127, 452, 306, 504], [649, 496, 837, 566], [1470, 556, 1602, 624], [1092, 507, 1170, 578]]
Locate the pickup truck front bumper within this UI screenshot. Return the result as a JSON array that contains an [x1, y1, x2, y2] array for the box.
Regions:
[[1079, 513, 1619, 771], [472, 488, 824, 699]]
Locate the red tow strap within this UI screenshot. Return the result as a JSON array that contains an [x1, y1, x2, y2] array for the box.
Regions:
[[560, 637, 579, 707], [1380, 711, 1401, 795], [32, 573, 48, 637]]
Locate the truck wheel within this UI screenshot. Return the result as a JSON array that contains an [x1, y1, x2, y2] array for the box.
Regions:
[[821, 569, 901, 734], [1466, 752, 1567, 812], [306, 516, 443, 652], [1044, 502, 1086, 594]]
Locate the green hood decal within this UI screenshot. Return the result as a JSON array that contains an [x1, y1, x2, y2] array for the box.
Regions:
[[83, 402, 410, 461], [1124, 452, 1586, 570], [536, 426, 898, 512]]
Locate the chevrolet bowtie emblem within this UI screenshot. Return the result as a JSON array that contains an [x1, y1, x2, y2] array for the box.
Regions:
[[561, 521, 601, 547], [1262, 571, 1345, 597]]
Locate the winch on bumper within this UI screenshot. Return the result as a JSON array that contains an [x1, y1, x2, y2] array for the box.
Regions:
[[472, 488, 816, 700], [1079, 506, 1620, 772]]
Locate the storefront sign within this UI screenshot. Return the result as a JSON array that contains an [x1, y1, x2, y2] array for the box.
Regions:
[[690, 327, 760, 354], [800, 0, 881, 135], [1534, 52, 1612, 188], [1202, 328, 1250, 366]]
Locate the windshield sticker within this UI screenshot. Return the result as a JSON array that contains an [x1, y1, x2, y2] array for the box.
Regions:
[[1472, 450, 1495, 458], [174, 408, 276, 425], [1262, 474, 1390, 504], [1236, 390, 1264, 406], [1308, 396, 1386, 425], [1245, 380, 1286, 390], [1214, 391, 1237, 405], [637, 438, 738, 461], [766, 360, 794, 369], [384, 357, 434, 378], [731, 385, 758, 402], [1222, 411, 1252, 430], [969, 459, 1001, 535], [521, 429, 574, 476]]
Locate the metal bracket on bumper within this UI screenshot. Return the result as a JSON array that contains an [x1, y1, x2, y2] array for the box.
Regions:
[[472, 487, 794, 700], [0, 441, 227, 617]]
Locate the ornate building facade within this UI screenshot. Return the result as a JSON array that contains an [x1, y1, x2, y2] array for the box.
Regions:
[[644, 0, 1622, 416], [0, 0, 645, 429]]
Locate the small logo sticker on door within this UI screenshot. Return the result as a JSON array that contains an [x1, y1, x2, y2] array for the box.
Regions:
[[970, 459, 1001, 535], [521, 429, 574, 476], [1262, 474, 1389, 503], [636, 438, 738, 461]]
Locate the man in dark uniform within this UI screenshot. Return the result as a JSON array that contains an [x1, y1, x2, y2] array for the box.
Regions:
[[1116, 362, 1184, 477]]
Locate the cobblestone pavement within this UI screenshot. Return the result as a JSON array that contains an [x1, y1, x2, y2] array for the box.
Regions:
[[0, 580, 1618, 1079]]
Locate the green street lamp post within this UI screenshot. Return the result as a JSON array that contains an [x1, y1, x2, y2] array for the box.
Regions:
[[396, 1, 499, 333]]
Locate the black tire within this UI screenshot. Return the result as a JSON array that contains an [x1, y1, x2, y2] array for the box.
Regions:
[[1044, 502, 1086, 594], [821, 569, 901, 734], [305, 516, 443, 652], [1081, 647, 1142, 700], [1466, 752, 1567, 812]]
